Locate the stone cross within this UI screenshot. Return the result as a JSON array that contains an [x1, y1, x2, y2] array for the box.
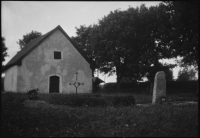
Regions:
[[69, 72, 84, 94], [152, 71, 166, 104]]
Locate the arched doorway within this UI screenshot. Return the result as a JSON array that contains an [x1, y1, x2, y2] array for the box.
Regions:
[[49, 76, 60, 93]]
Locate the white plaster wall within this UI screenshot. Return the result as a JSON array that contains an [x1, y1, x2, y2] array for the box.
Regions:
[[4, 65, 18, 92], [17, 29, 93, 93]]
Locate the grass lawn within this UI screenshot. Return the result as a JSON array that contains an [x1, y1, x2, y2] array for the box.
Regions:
[[1, 92, 198, 137]]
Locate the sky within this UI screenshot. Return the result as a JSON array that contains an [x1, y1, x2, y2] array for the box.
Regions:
[[2, 1, 184, 82]]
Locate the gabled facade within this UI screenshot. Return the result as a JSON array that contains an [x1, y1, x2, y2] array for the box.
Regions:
[[3, 25, 96, 93]]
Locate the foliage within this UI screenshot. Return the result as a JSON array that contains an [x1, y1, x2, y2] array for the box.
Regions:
[[102, 81, 198, 94], [27, 88, 39, 100], [49, 93, 135, 107], [17, 30, 42, 49], [111, 95, 136, 107], [73, 4, 176, 86], [166, 93, 198, 102], [176, 67, 197, 81], [1, 92, 27, 107], [1, 92, 198, 137], [167, 81, 198, 93], [1, 37, 8, 65], [71, 25, 99, 62], [163, 1, 199, 68], [73, 2, 199, 87], [49, 93, 107, 107]]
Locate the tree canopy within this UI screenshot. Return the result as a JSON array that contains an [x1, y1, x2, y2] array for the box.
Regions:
[[72, 3, 177, 86], [17, 30, 42, 49], [72, 1, 198, 92], [71, 25, 99, 62], [163, 1, 199, 68]]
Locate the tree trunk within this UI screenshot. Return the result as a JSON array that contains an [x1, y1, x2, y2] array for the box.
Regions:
[[116, 77, 121, 93], [197, 76, 199, 95], [148, 81, 154, 94], [146, 84, 149, 93], [116, 64, 122, 93], [197, 80, 198, 95], [92, 68, 95, 93], [150, 81, 154, 94], [147, 77, 154, 94]]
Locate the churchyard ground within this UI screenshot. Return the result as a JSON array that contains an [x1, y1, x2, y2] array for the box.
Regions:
[[1, 91, 198, 137]]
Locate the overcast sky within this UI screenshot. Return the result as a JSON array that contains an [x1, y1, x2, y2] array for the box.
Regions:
[[2, 1, 183, 82]]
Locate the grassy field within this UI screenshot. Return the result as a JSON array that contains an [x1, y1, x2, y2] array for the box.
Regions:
[[1, 92, 198, 137]]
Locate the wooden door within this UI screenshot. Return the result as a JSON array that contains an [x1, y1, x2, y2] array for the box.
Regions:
[[49, 76, 59, 93]]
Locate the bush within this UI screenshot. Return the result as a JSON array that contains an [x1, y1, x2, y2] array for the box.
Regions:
[[27, 88, 39, 100], [102, 82, 149, 93], [49, 93, 108, 107], [101, 81, 198, 94], [166, 81, 197, 92], [49, 93, 135, 107], [1, 92, 27, 104], [1, 94, 198, 137], [112, 95, 135, 107]]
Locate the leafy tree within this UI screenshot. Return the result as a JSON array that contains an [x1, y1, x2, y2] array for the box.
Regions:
[[2, 37, 8, 65], [73, 4, 177, 92], [71, 24, 100, 76], [163, 1, 199, 93], [121, 62, 174, 83], [17, 30, 42, 49], [71, 24, 99, 62], [163, 1, 199, 68], [176, 67, 197, 81], [96, 4, 176, 91], [125, 4, 176, 92]]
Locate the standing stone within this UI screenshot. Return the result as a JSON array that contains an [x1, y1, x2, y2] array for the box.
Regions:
[[152, 71, 166, 104]]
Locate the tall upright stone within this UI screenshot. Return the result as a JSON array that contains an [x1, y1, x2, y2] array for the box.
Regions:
[[152, 71, 166, 104]]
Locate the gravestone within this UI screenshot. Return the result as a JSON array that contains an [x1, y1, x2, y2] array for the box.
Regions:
[[152, 71, 166, 104]]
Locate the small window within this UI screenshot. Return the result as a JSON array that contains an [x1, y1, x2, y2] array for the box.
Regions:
[[54, 51, 61, 59]]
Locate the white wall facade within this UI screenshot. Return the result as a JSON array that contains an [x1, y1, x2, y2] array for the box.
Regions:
[[13, 29, 93, 93], [4, 65, 18, 92]]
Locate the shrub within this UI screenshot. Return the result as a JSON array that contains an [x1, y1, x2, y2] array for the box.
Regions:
[[111, 95, 135, 107], [1, 92, 27, 104], [1, 92, 16, 104], [101, 81, 198, 94], [49, 93, 135, 107], [27, 88, 39, 100], [49, 93, 108, 107]]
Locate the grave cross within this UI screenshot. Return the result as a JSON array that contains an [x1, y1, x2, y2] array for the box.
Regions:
[[69, 72, 84, 94]]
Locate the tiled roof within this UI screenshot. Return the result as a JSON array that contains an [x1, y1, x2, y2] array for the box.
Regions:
[[3, 25, 96, 71]]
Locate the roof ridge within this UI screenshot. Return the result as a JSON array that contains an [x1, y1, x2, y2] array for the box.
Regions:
[[21, 25, 60, 48], [3, 26, 59, 70]]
